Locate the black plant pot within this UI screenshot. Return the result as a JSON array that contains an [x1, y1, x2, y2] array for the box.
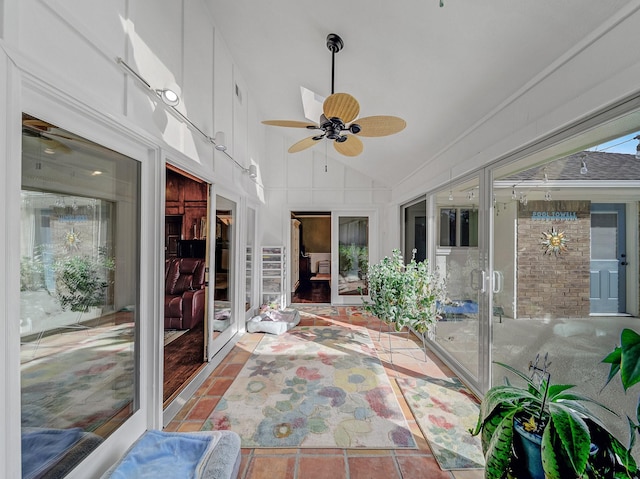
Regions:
[[513, 417, 598, 479], [513, 418, 545, 479]]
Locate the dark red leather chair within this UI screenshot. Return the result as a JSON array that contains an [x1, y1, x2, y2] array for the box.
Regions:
[[164, 258, 206, 330]]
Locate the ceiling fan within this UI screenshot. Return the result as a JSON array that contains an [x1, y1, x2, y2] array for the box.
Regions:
[[262, 33, 406, 157]]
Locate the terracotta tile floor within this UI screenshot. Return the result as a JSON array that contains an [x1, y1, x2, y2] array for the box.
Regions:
[[165, 306, 485, 479]]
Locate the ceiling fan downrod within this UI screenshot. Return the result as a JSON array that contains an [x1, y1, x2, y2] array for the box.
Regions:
[[326, 33, 343, 95]]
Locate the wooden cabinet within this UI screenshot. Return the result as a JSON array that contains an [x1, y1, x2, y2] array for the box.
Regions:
[[165, 168, 208, 240], [261, 246, 285, 308]]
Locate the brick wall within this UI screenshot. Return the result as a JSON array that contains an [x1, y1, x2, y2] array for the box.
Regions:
[[517, 200, 591, 318]]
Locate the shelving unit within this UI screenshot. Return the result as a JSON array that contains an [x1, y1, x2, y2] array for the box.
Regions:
[[261, 246, 286, 308]]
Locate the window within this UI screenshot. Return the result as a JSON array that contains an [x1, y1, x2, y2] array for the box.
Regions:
[[439, 207, 478, 247], [20, 114, 140, 474]]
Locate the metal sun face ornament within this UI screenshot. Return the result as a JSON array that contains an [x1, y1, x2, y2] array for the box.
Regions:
[[541, 227, 567, 256]]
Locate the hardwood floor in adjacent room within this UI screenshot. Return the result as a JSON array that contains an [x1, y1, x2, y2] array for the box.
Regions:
[[291, 280, 331, 303], [163, 321, 206, 404]]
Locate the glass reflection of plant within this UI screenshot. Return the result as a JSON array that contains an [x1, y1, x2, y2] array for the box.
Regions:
[[20, 246, 46, 292], [55, 247, 115, 312]]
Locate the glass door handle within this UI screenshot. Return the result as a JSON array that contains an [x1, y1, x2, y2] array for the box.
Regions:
[[493, 271, 503, 293]]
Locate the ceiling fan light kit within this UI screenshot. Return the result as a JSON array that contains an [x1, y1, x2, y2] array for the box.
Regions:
[[262, 33, 406, 157]]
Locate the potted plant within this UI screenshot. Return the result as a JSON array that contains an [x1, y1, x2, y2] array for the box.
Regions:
[[361, 248, 444, 334], [603, 328, 640, 468], [470, 356, 636, 479], [55, 248, 115, 315]]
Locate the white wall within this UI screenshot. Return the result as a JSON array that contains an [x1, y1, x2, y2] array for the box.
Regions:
[[0, 0, 265, 477]]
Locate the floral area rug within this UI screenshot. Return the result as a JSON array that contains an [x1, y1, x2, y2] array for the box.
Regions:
[[21, 323, 135, 432], [396, 376, 485, 470], [204, 326, 416, 449], [297, 305, 340, 317]]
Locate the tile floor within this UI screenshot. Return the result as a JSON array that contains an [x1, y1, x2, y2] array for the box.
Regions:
[[165, 306, 485, 479]]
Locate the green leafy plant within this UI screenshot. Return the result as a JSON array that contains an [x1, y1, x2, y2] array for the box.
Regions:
[[603, 329, 640, 463], [338, 244, 357, 273], [470, 358, 636, 479], [361, 249, 444, 333], [356, 247, 368, 279], [55, 248, 115, 312], [20, 253, 46, 292]]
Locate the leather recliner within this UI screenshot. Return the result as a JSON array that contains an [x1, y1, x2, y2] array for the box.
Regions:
[[164, 258, 206, 330]]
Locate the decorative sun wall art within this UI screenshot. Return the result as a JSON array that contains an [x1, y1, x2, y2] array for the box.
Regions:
[[541, 227, 568, 256]]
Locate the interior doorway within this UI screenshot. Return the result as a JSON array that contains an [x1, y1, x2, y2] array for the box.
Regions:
[[163, 164, 209, 405], [290, 212, 331, 303]]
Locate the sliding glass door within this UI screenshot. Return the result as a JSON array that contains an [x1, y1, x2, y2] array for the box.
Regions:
[[210, 194, 237, 355], [490, 131, 640, 445], [428, 175, 490, 389], [332, 212, 375, 305]]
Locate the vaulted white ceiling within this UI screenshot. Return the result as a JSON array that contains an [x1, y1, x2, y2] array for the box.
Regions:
[[205, 0, 636, 188]]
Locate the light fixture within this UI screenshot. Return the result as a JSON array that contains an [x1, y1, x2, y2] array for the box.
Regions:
[[635, 135, 640, 160], [248, 164, 257, 179], [543, 167, 548, 183], [448, 190, 453, 201], [580, 159, 588, 175], [544, 191, 552, 201], [214, 131, 227, 151], [156, 88, 180, 106], [116, 58, 252, 176], [511, 186, 517, 200]]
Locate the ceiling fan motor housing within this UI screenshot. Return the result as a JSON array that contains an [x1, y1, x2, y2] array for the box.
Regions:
[[322, 117, 346, 140], [326, 33, 344, 53]]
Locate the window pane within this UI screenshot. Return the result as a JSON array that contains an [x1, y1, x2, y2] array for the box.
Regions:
[[338, 216, 368, 296], [591, 213, 617, 259], [439, 208, 457, 246], [491, 133, 640, 449], [460, 209, 479, 247], [404, 200, 427, 263], [433, 182, 481, 380], [214, 196, 234, 333], [20, 114, 139, 474], [246, 208, 255, 311]]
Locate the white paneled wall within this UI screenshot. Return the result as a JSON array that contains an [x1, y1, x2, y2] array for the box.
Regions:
[[214, 29, 235, 160], [2, 1, 265, 477]]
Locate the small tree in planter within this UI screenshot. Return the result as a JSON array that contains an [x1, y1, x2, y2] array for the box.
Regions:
[[361, 249, 444, 334]]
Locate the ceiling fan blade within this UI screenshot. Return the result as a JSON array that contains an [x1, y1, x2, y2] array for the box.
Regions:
[[262, 120, 319, 129], [288, 136, 321, 153], [352, 116, 407, 137], [323, 93, 360, 123], [334, 135, 363, 157]]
